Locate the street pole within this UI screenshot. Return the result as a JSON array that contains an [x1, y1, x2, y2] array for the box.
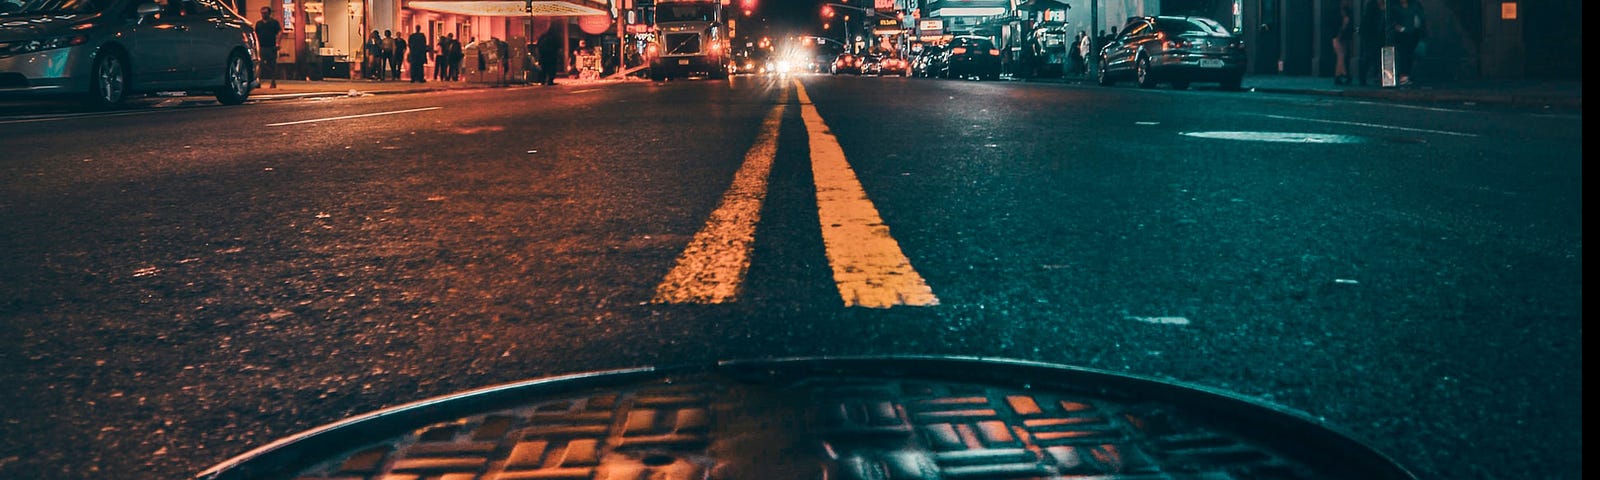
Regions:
[[1088, 0, 1098, 79]]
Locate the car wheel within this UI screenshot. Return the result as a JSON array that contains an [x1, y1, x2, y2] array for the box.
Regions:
[[1135, 55, 1156, 88], [1221, 75, 1243, 91], [1171, 80, 1190, 90], [86, 51, 128, 108], [1096, 60, 1112, 86], [214, 52, 252, 105]]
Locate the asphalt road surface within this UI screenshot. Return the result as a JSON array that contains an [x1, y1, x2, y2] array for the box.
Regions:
[[0, 74, 1582, 479]]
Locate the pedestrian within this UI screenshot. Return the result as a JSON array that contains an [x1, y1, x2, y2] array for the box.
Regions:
[[391, 31, 407, 81], [569, 38, 587, 78], [408, 26, 429, 82], [537, 27, 562, 85], [448, 34, 464, 80], [1357, 0, 1385, 85], [1389, 0, 1425, 86], [380, 30, 395, 80], [434, 34, 447, 81], [1331, 0, 1354, 85], [254, 6, 282, 88], [364, 30, 382, 79], [1078, 31, 1093, 75]]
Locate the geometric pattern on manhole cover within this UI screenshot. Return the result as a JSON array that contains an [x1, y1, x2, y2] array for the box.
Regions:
[[285, 375, 1325, 479]]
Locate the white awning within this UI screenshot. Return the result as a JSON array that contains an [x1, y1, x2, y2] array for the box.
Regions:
[[406, 1, 607, 17]]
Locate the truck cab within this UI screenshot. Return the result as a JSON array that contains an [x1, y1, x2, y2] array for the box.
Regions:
[[648, 0, 731, 80]]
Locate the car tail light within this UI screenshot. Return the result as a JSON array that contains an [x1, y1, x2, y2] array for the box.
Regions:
[[988, 49, 1001, 56], [950, 47, 967, 55]]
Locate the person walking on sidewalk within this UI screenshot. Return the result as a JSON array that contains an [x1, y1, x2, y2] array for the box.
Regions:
[[537, 28, 562, 85], [1331, 0, 1353, 85], [391, 32, 407, 81], [433, 35, 447, 81], [364, 30, 382, 79], [380, 30, 396, 81], [447, 34, 464, 81], [408, 26, 429, 83], [1357, 0, 1385, 86], [254, 6, 282, 88], [1389, 0, 1426, 86]]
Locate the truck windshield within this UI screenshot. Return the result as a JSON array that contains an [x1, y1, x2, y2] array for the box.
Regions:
[[658, 4, 716, 22]]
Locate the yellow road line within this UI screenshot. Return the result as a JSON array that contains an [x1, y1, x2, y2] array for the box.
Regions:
[[794, 79, 938, 308], [651, 100, 787, 304]]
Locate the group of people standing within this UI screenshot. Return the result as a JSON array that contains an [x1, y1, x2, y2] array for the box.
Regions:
[[363, 28, 464, 82], [1336, 0, 1427, 87]]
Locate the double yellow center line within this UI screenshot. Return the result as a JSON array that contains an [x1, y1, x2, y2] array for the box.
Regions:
[[652, 79, 938, 308]]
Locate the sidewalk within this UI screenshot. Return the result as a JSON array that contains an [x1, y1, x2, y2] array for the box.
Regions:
[[249, 74, 640, 101], [251, 73, 1580, 112], [1022, 72, 1582, 111]]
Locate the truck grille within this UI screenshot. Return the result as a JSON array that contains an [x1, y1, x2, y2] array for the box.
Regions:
[[664, 33, 701, 55]]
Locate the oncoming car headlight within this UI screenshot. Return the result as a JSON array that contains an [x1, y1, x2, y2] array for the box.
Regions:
[[5, 34, 89, 55]]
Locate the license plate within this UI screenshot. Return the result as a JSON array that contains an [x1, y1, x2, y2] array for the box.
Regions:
[[679, 59, 690, 65], [1199, 58, 1224, 68]]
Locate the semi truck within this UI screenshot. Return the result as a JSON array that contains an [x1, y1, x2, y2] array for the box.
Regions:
[[648, 0, 732, 80]]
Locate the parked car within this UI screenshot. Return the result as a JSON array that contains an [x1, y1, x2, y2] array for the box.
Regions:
[[0, 0, 260, 107], [910, 45, 945, 78], [869, 52, 909, 77], [1096, 15, 1247, 90], [830, 52, 862, 75], [939, 35, 1001, 80]]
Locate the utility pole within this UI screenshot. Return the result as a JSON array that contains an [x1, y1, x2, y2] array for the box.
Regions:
[[1088, 0, 1098, 79]]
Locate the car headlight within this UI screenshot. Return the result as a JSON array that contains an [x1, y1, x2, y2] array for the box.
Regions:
[[6, 34, 88, 55]]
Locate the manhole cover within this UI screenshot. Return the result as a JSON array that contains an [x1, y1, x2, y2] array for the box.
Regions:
[[197, 356, 1414, 480]]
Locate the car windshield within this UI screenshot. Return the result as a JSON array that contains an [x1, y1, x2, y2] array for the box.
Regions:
[[1155, 16, 1232, 36], [656, 4, 716, 22], [0, 0, 110, 15]]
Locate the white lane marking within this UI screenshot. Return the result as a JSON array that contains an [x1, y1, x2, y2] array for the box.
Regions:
[[0, 109, 167, 125], [571, 89, 599, 94], [652, 101, 787, 304], [266, 106, 441, 126], [1128, 316, 1191, 325], [1256, 113, 1477, 137], [794, 79, 938, 308]]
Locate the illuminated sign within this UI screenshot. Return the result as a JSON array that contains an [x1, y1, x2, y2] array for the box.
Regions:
[[1501, 2, 1517, 20], [918, 19, 942, 31], [281, 0, 294, 31], [933, 7, 1006, 17]]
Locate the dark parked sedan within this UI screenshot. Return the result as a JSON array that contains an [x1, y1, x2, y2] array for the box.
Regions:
[[0, 0, 260, 107], [939, 35, 1001, 80], [868, 53, 909, 77], [830, 52, 862, 75], [1097, 15, 1247, 90]]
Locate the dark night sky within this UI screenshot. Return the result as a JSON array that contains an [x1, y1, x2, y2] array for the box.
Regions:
[[732, 0, 878, 47]]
